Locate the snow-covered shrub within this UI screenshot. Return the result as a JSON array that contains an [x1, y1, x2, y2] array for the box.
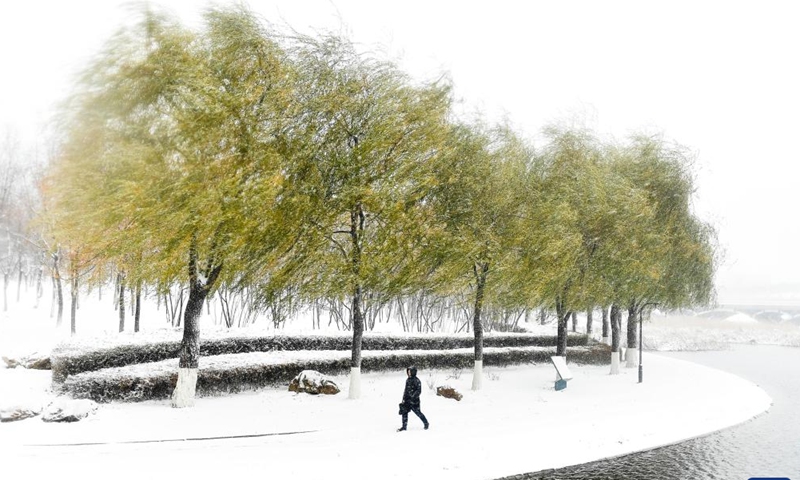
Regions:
[[58, 344, 609, 403], [425, 373, 437, 391], [52, 340, 182, 384], [51, 332, 590, 384], [572, 343, 612, 364]]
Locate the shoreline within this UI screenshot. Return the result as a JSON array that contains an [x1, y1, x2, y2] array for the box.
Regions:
[[514, 391, 773, 479]]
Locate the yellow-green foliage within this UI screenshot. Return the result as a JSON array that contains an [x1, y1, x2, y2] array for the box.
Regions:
[[45, 4, 717, 335]]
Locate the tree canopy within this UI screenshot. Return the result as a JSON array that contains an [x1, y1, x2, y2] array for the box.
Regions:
[[43, 4, 718, 401]]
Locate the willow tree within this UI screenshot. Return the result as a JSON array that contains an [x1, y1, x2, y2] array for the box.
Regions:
[[611, 135, 716, 367], [427, 124, 532, 390], [47, 6, 295, 407], [263, 33, 452, 399], [526, 127, 607, 358], [586, 146, 657, 372], [518, 126, 653, 362]]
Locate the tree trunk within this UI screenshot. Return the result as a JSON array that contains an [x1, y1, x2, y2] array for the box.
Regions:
[[626, 302, 639, 368], [349, 282, 364, 398], [2, 271, 7, 312], [70, 267, 78, 336], [610, 304, 622, 374], [16, 255, 23, 303], [172, 238, 222, 408], [50, 274, 55, 318], [134, 281, 141, 333], [118, 273, 125, 333], [113, 273, 119, 310], [610, 304, 621, 351], [35, 267, 43, 309], [179, 285, 204, 369], [586, 308, 593, 336], [471, 262, 488, 391], [555, 295, 570, 357], [348, 203, 365, 399], [539, 308, 547, 325], [53, 252, 63, 327], [601, 305, 610, 344], [173, 279, 204, 408], [627, 303, 639, 349], [176, 290, 183, 328], [571, 311, 577, 332]]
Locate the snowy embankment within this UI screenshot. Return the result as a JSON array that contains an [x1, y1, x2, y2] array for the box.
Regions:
[[641, 314, 800, 351], [0, 352, 771, 480]]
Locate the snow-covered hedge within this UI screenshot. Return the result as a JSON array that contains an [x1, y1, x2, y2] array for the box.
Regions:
[[59, 345, 608, 403], [51, 332, 589, 383]]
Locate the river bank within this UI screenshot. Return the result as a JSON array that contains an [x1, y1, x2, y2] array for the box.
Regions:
[[524, 345, 799, 479]]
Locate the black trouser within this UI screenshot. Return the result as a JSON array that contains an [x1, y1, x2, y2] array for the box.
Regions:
[[402, 404, 428, 429]]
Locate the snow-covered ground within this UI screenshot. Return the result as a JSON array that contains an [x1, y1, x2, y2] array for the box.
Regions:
[[0, 284, 790, 479], [0, 352, 771, 480]]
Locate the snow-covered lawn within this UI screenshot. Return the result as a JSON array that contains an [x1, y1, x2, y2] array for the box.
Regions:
[[0, 352, 770, 480]]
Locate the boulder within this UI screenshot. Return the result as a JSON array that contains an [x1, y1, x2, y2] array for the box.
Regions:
[[288, 370, 340, 395], [1, 356, 19, 368], [2, 353, 51, 370], [42, 398, 98, 423], [0, 405, 42, 423], [436, 385, 463, 401], [24, 354, 52, 370]]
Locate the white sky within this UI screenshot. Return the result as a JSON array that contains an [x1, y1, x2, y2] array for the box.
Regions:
[[1, 0, 798, 306]]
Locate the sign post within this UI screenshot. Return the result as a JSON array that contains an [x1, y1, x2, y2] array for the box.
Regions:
[[550, 356, 573, 391]]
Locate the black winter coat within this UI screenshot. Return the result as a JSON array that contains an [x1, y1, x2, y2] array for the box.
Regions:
[[402, 367, 422, 408]]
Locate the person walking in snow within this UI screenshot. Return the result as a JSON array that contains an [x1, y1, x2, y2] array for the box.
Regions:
[[398, 366, 429, 431]]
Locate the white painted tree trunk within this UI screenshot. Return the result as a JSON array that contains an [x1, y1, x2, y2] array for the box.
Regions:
[[348, 367, 361, 399], [602, 336, 610, 346], [471, 360, 483, 390], [626, 347, 638, 368], [610, 352, 620, 375], [171, 368, 198, 408]]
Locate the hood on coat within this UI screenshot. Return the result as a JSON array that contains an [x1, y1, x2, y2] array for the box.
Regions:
[[407, 366, 417, 377]]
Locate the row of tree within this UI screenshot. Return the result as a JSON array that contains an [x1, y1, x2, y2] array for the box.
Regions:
[[1, 129, 55, 317], [44, 6, 716, 406]]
